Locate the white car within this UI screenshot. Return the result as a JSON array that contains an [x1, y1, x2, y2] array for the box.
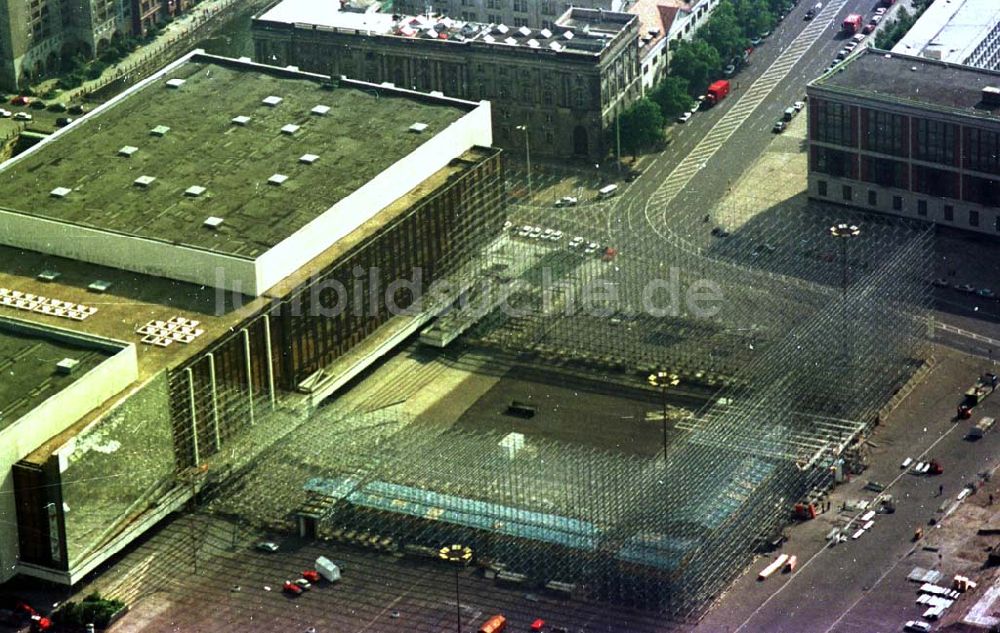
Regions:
[[569, 236, 585, 247], [554, 196, 578, 207], [677, 111, 692, 124], [543, 228, 554, 237], [255, 541, 279, 553], [583, 247, 596, 255], [874, 7, 886, 16], [503, 220, 513, 230], [587, 242, 600, 250], [903, 621, 931, 633], [793, 101, 805, 112], [529, 227, 543, 239], [549, 230, 563, 241], [294, 578, 312, 591], [13, 112, 32, 121], [0, 109, 10, 118], [852, 33, 865, 43]]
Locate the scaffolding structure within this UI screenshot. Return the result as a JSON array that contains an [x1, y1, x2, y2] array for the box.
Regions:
[[190, 186, 935, 619], [204, 217, 930, 617]]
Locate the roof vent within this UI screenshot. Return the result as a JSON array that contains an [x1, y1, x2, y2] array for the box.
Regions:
[[203, 216, 224, 229], [483, 34, 496, 43], [231, 115, 251, 126], [134, 175, 156, 187], [549, 41, 563, 52], [495, 24, 509, 35], [527, 38, 540, 48], [518, 26, 531, 37], [281, 123, 300, 135], [409, 122, 429, 133], [504, 36, 518, 46], [165, 78, 186, 88], [540, 28, 552, 38], [185, 185, 206, 197], [299, 153, 319, 164], [56, 358, 80, 375], [983, 86, 1000, 105], [50, 187, 71, 198], [562, 30, 574, 40], [118, 145, 139, 157], [268, 174, 288, 186], [262, 95, 283, 106], [150, 125, 170, 136], [311, 104, 331, 116]]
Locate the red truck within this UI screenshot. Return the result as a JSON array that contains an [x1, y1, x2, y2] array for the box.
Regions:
[[842, 13, 863, 34], [705, 80, 730, 107]]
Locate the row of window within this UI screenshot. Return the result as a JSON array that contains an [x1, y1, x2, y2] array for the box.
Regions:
[[816, 100, 1000, 175], [817, 180, 1000, 231]]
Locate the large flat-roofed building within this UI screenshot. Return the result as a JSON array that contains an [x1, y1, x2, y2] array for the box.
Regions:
[[0, 50, 504, 585], [806, 48, 1000, 234], [891, 0, 1000, 70], [0, 50, 493, 296], [251, 0, 640, 160]]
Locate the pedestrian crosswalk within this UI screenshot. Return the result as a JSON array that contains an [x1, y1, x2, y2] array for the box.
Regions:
[[643, 0, 850, 250]]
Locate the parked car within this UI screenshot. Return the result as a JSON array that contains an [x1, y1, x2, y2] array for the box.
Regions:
[[931, 278, 950, 288], [67, 104, 86, 115], [874, 7, 887, 15], [46, 102, 67, 112], [844, 42, 858, 52], [12, 112, 32, 121], [870, 14, 882, 23], [10, 95, 32, 106], [294, 578, 312, 591], [723, 64, 737, 77], [568, 236, 584, 248], [954, 283, 977, 293], [29, 99, 46, 110], [852, 33, 866, 43], [677, 111, 692, 123], [256, 541, 279, 553], [624, 168, 641, 182], [549, 230, 563, 241], [903, 621, 932, 633], [0, 109, 10, 118], [55, 117, 73, 127], [760, 30, 771, 38], [862, 22, 875, 34], [711, 227, 731, 237], [751, 36, 763, 46], [978, 288, 995, 298], [793, 101, 806, 112], [283, 581, 303, 596], [554, 196, 578, 207], [772, 120, 787, 133]]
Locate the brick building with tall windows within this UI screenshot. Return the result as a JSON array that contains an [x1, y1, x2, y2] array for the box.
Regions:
[[807, 48, 1000, 234]]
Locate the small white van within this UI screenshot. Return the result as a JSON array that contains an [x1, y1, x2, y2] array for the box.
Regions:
[[598, 184, 619, 198]]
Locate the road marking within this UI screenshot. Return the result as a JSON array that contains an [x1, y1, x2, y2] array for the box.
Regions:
[[641, 0, 849, 252], [935, 321, 1000, 347]]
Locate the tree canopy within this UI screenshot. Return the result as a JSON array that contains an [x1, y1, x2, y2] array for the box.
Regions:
[[618, 98, 665, 156], [670, 39, 722, 93], [650, 76, 693, 119]]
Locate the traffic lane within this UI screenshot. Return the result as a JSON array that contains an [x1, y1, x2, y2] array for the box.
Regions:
[[727, 360, 1000, 633]]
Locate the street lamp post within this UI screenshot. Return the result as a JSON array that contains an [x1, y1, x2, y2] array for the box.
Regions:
[[829, 223, 861, 382], [647, 370, 680, 464], [828, 223, 861, 297], [516, 124, 531, 205], [439, 544, 473, 633]]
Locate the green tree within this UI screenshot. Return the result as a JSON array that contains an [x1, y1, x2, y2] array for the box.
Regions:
[[670, 39, 722, 93], [617, 98, 665, 157], [734, 0, 775, 41], [697, 1, 747, 63], [650, 76, 693, 119]]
